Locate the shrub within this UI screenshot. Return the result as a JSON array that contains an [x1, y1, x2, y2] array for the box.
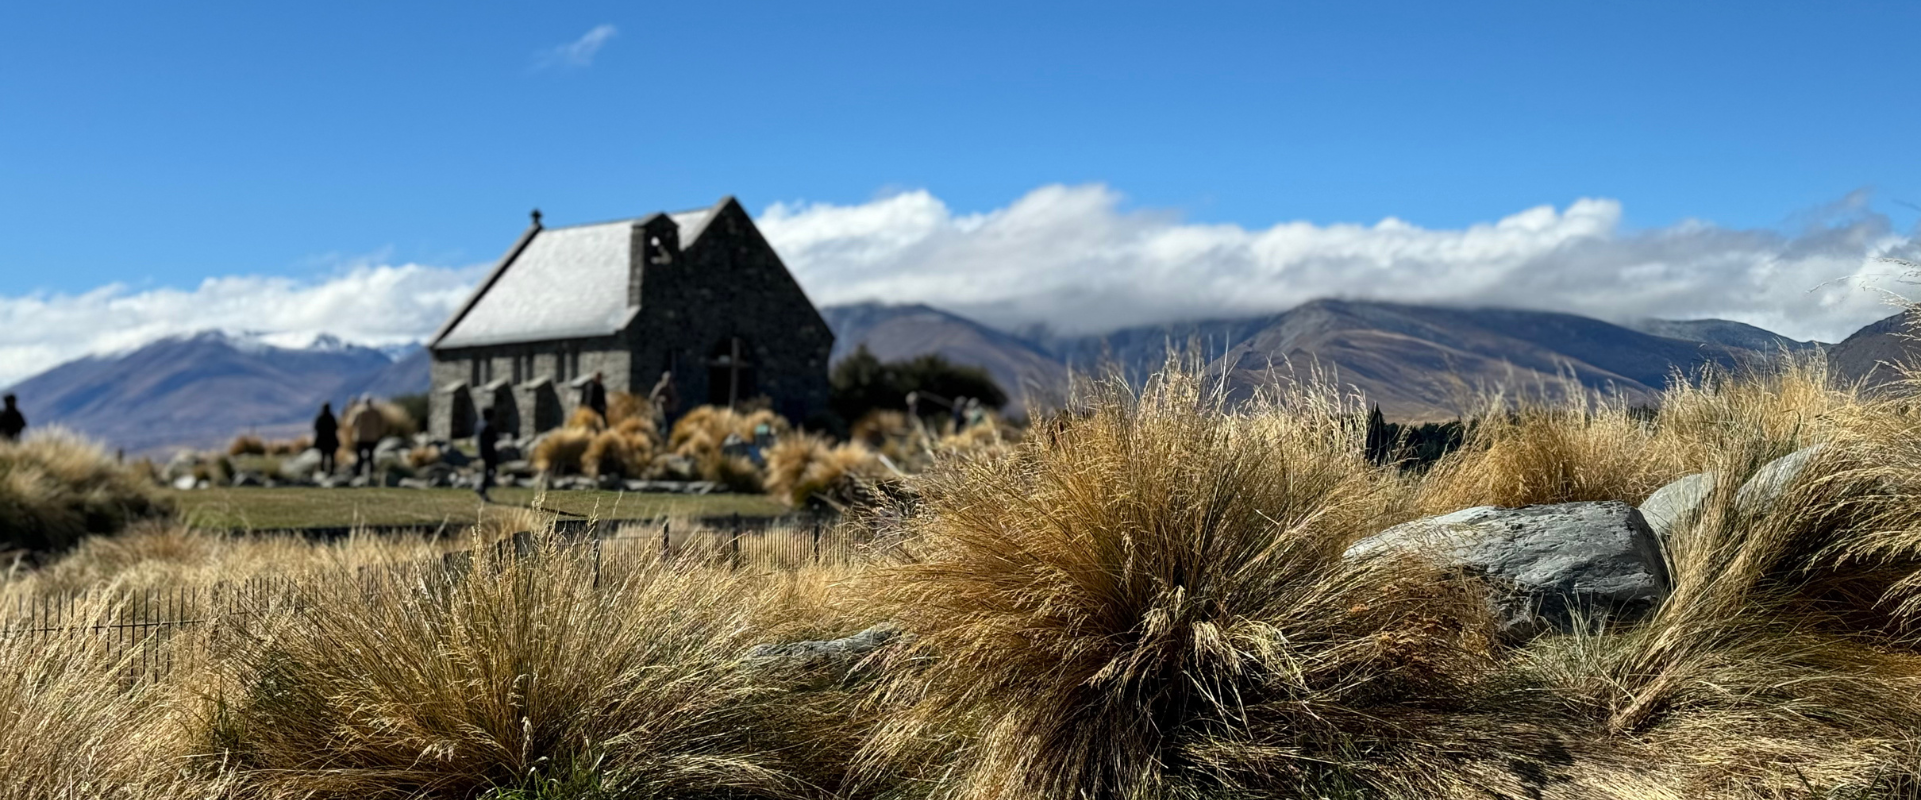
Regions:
[[218, 537, 810, 799], [830, 345, 1008, 429], [226, 435, 267, 457], [763, 433, 890, 510], [0, 429, 172, 553], [860, 369, 1495, 797], [532, 428, 594, 476]]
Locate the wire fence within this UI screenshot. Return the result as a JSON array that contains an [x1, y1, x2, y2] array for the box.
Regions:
[[0, 516, 872, 684]]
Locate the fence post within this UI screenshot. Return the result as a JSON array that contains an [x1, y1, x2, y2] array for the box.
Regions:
[[660, 520, 670, 564], [812, 519, 822, 564], [731, 513, 742, 570], [593, 535, 602, 590]]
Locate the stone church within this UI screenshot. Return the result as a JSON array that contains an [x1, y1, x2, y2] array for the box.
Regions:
[[428, 196, 834, 441]]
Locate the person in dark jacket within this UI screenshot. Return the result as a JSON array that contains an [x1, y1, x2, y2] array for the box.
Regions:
[[0, 394, 23, 442], [475, 406, 498, 502], [313, 402, 340, 475], [583, 372, 608, 420]]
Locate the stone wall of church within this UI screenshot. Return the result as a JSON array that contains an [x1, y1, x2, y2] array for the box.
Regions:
[[428, 334, 630, 442], [625, 200, 834, 426]]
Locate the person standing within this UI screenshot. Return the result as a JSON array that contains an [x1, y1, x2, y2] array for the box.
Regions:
[[313, 402, 339, 475], [0, 394, 24, 442], [584, 371, 608, 420], [348, 397, 385, 477], [474, 405, 498, 502]]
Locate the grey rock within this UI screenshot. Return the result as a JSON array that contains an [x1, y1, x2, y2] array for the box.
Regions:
[[496, 443, 524, 464], [1346, 501, 1670, 637], [398, 478, 434, 490], [1736, 444, 1828, 511], [171, 474, 198, 491], [745, 623, 907, 687], [279, 449, 325, 482], [231, 471, 265, 488], [1640, 472, 1717, 541], [499, 459, 534, 478], [374, 436, 408, 456], [165, 452, 200, 481], [438, 446, 471, 468]]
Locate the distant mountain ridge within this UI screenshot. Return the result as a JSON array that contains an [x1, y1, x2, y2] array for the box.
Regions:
[[4, 331, 428, 454], [826, 301, 1820, 421]]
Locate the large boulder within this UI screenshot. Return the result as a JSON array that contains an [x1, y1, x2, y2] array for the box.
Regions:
[[1346, 501, 1670, 637]]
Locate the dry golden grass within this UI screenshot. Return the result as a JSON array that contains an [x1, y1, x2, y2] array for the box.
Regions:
[[215, 538, 820, 799], [0, 588, 231, 799], [763, 434, 890, 510], [18, 357, 1921, 796], [531, 427, 594, 476], [226, 435, 267, 457], [0, 427, 171, 553], [856, 369, 1501, 798]]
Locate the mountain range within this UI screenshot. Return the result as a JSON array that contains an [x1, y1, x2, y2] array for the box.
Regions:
[[5, 332, 429, 454], [10, 300, 1910, 455], [828, 300, 1842, 420]]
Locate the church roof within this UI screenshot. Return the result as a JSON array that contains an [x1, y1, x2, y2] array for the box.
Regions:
[[433, 198, 726, 349]]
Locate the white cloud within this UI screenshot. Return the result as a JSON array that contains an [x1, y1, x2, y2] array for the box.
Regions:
[[759, 184, 1921, 344], [537, 24, 617, 70], [4, 184, 1917, 388], [0, 262, 485, 387]]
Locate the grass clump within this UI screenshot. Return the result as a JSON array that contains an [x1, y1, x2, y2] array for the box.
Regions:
[[216, 535, 814, 799], [859, 370, 1497, 799], [0, 428, 172, 553]]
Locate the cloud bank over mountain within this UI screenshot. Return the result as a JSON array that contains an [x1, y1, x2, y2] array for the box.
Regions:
[[0, 263, 482, 387], [3, 184, 1916, 388], [762, 184, 1921, 343]]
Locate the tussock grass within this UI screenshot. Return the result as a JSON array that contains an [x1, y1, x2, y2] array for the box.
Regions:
[[217, 537, 816, 799], [18, 357, 1921, 796], [0, 428, 171, 553], [763, 434, 888, 510], [858, 369, 1499, 798]]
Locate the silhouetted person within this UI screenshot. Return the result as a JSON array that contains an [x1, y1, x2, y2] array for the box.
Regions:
[[583, 371, 608, 419], [0, 394, 23, 442], [347, 397, 384, 477], [475, 405, 499, 502], [313, 402, 339, 475]]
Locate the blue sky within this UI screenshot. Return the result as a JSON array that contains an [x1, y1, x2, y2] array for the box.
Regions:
[[3, 1, 1920, 383]]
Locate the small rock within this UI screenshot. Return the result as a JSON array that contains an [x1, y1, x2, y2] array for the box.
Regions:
[[499, 459, 534, 478], [231, 471, 265, 488], [496, 443, 524, 463], [1640, 472, 1717, 541], [172, 475, 197, 491], [1735, 444, 1828, 511], [745, 623, 907, 688], [165, 451, 200, 481], [398, 478, 433, 490], [1346, 501, 1670, 638], [279, 448, 325, 482]]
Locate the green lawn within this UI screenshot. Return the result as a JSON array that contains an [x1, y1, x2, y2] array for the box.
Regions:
[[168, 487, 788, 531]]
